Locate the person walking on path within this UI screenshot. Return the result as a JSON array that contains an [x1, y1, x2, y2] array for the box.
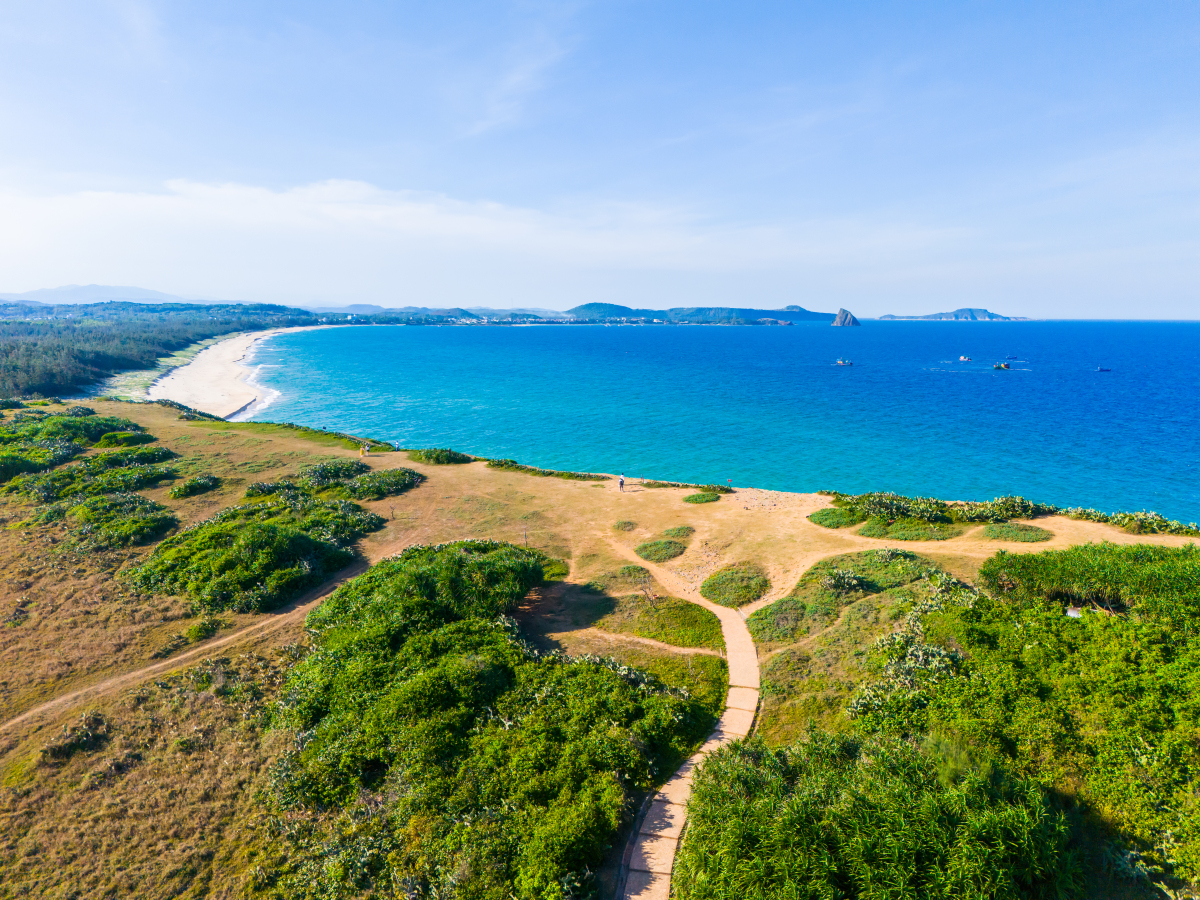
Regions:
[[619, 474, 625, 492]]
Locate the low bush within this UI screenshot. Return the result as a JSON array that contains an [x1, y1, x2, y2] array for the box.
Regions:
[[408, 447, 473, 464], [263, 540, 715, 898], [683, 491, 719, 503], [40, 492, 178, 549], [342, 467, 424, 500], [636, 539, 687, 562], [297, 459, 369, 488], [126, 491, 384, 613], [0, 440, 84, 483], [701, 562, 770, 607], [674, 733, 1078, 899], [39, 712, 111, 766], [613, 519, 636, 531], [95, 430, 157, 447], [1063, 507, 1199, 536], [4, 447, 177, 502], [859, 517, 965, 541], [661, 525, 695, 540], [808, 507, 863, 528], [486, 457, 609, 481], [169, 475, 220, 499], [643, 480, 735, 494], [984, 522, 1052, 542], [3, 414, 145, 446]]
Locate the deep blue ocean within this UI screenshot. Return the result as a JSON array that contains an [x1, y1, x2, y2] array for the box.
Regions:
[[243, 321, 1200, 522]]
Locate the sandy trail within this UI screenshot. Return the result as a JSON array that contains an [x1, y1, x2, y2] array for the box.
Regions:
[[606, 536, 760, 900]]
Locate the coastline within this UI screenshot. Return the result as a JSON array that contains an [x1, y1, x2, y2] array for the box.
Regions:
[[146, 325, 323, 420]]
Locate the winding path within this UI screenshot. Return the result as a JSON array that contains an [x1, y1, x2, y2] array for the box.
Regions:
[[605, 538, 761, 900]]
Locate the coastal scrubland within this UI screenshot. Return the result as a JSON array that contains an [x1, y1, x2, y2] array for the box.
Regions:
[[0, 398, 1196, 899]]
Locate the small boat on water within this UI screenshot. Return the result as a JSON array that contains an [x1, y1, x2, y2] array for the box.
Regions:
[[993, 362, 1010, 370], [1006, 355, 1018, 360], [959, 355, 972, 361], [1096, 366, 1111, 372], [836, 358, 853, 366]]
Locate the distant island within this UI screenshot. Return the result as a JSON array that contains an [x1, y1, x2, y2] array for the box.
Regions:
[[565, 303, 833, 323], [878, 308, 1025, 321]]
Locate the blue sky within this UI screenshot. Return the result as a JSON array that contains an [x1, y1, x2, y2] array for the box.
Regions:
[[0, 1, 1197, 316]]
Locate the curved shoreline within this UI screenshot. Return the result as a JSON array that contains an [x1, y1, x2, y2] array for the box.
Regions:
[[146, 325, 325, 419]]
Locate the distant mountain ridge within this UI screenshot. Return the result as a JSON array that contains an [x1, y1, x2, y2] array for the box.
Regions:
[[0, 284, 207, 304], [566, 303, 834, 323], [878, 308, 1025, 321]]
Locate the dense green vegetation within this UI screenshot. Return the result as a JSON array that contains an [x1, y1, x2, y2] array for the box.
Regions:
[[984, 522, 1052, 542], [33, 492, 178, 549], [486, 457, 609, 481], [636, 540, 687, 562], [808, 507, 861, 529], [0, 301, 318, 397], [94, 430, 157, 447], [287, 459, 425, 499], [845, 542, 1200, 891], [256, 540, 718, 899], [700, 562, 770, 607], [4, 446, 177, 502], [858, 517, 966, 540], [674, 732, 1078, 900], [192, 419, 395, 451], [408, 447, 474, 464], [819, 490, 1199, 536], [684, 491, 719, 503], [126, 486, 383, 613], [169, 474, 220, 498]]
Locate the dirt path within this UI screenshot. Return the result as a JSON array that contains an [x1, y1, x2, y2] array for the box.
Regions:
[[0, 560, 368, 735], [606, 537, 759, 900]]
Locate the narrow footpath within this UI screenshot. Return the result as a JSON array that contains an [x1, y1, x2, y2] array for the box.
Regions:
[[605, 538, 760, 900]]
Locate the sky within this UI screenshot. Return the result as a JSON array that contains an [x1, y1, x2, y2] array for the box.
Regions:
[[0, 1, 1197, 317]]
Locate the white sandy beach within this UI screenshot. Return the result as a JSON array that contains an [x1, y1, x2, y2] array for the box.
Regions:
[[147, 326, 321, 419]]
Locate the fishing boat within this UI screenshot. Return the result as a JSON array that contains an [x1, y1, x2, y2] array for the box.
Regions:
[[836, 358, 853, 366], [1006, 355, 1018, 360], [1096, 366, 1111, 372], [959, 355, 972, 361], [993, 362, 1010, 370]]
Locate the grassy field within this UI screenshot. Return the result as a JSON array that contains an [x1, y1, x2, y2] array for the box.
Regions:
[[0, 399, 1193, 899]]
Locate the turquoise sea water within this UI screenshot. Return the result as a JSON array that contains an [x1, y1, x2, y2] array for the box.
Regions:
[[244, 322, 1200, 522]]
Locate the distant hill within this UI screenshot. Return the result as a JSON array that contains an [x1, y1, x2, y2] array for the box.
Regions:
[[0, 284, 208, 305], [878, 308, 1025, 321], [566, 303, 834, 323]]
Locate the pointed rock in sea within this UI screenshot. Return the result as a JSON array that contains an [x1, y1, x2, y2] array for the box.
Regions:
[[832, 308, 861, 326]]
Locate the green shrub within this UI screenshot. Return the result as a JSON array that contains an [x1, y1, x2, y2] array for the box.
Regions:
[[169, 474, 220, 499], [598, 595, 724, 650], [613, 519, 636, 531], [126, 491, 384, 613], [683, 491, 719, 504], [64, 493, 177, 548], [858, 517, 965, 541], [4, 447, 177, 502], [674, 733, 1078, 899], [297, 459, 370, 487], [408, 447, 473, 464], [486, 457, 609, 481], [541, 558, 569, 581], [0, 440, 84, 483], [263, 540, 715, 898], [661, 525, 695, 540], [95, 431, 157, 447], [5, 414, 144, 446], [701, 562, 769, 607], [851, 542, 1200, 887], [342, 467, 424, 500], [808, 507, 863, 528], [984, 522, 1052, 542], [636, 539, 687, 562], [643, 480, 734, 494], [39, 712, 111, 765]]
